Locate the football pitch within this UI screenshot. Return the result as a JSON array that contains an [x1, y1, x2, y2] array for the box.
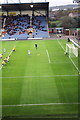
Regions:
[[0, 39, 79, 119]]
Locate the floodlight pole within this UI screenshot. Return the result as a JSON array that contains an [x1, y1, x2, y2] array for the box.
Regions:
[[30, 4, 34, 27], [73, 0, 80, 3], [31, 0, 33, 3], [19, 0, 21, 3], [6, 0, 8, 4]]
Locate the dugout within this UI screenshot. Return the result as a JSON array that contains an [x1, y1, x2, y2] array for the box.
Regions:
[[49, 27, 63, 34], [1, 2, 49, 18]]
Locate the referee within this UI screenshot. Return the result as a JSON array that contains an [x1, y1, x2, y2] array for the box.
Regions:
[[35, 43, 38, 49]]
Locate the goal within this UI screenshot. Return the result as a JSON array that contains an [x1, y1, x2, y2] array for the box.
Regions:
[[66, 44, 78, 57]]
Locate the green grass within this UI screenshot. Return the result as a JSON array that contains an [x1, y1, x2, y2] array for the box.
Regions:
[[0, 39, 79, 118]]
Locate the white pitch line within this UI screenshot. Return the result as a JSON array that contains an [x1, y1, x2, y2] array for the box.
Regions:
[[69, 57, 80, 73], [46, 49, 51, 63], [57, 39, 65, 51], [0, 66, 2, 70], [0, 74, 78, 79], [8, 50, 13, 56], [1, 102, 80, 107], [57, 39, 80, 73]]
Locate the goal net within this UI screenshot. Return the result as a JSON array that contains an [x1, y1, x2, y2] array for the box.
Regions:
[[66, 44, 78, 57]]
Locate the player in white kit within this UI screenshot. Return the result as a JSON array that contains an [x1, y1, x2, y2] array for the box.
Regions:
[[28, 50, 31, 55]]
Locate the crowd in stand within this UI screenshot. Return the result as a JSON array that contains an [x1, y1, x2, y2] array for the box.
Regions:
[[32, 16, 47, 31], [1, 14, 48, 39], [3, 14, 30, 36]]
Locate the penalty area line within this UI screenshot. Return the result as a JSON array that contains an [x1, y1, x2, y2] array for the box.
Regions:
[[2, 102, 80, 107], [46, 49, 51, 63]]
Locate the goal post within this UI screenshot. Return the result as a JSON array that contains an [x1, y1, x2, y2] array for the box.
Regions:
[[66, 44, 78, 57]]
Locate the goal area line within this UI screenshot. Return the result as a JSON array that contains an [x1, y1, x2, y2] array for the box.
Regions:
[[1, 102, 80, 107]]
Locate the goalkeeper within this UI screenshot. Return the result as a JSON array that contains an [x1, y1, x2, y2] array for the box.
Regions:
[[68, 38, 70, 42]]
